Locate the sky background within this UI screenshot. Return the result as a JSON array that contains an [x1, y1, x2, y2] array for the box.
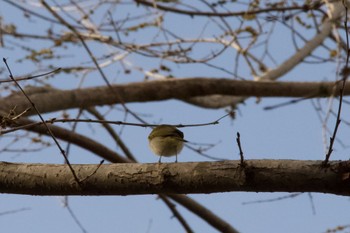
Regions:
[[0, 1, 350, 233]]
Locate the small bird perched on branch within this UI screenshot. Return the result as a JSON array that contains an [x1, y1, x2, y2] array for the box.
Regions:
[[148, 125, 187, 163]]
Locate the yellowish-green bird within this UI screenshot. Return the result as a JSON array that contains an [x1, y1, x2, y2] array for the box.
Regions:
[[148, 125, 187, 163]]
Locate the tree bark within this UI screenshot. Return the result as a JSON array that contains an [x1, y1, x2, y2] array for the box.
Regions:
[[1, 79, 349, 115], [1, 159, 349, 196]]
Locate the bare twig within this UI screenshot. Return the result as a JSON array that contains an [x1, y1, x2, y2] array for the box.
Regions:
[[40, 0, 147, 125], [242, 193, 302, 205], [0, 68, 61, 83], [185, 143, 227, 161], [323, 87, 344, 165], [307, 193, 316, 215], [79, 160, 105, 183], [65, 203, 88, 233], [236, 132, 245, 166], [0, 207, 30, 216], [1, 114, 230, 135], [176, 113, 230, 128], [264, 96, 313, 110], [2, 58, 81, 184], [323, 2, 349, 165], [168, 194, 239, 233], [86, 107, 137, 162], [134, 0, 322, 18], [158, 195, 194, 233]]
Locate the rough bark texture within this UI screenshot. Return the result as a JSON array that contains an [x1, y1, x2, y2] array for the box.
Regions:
[[1, 160, 350, 196], [1, 79, 349, 115]]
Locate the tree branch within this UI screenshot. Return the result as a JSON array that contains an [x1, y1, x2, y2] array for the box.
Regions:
[[1, 79, 350, 115], [257, 1, 343, 82], [1, 160, 350, 196], [134, 0, 322, 18]]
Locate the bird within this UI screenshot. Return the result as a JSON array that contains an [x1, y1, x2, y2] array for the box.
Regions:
[[148, 125, 187, 163]]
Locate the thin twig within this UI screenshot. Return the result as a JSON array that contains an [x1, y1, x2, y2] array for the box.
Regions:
[[63, 108, 84, 164], [158, 194, 194, 233], [40, 0, 147, 125], [264, 96, 313, 110], [86, 107, 137, 162], [79, 160, 105, 183], [323, 2, 349, 165], [0, 207, 30, 216], [176, 113, 230, 128], [323, 87, 343, 165], [1, 114, 230, 135], [65, 204, 88, 233], [0, 68, 61, 83], [2, 58, 81, 184], [307, 193, 316, 215], [168, 194, 239, 233], [236, 132, 245, 166], [185, 143, 226, 160], [242, 193, 302, 205]]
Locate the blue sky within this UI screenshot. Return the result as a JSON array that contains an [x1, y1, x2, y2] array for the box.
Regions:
[[1, 1, 350, 233]]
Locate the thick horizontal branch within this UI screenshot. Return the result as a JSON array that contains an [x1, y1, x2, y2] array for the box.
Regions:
[[2, 160, 350, 196], [1, 79, 349, 115]]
